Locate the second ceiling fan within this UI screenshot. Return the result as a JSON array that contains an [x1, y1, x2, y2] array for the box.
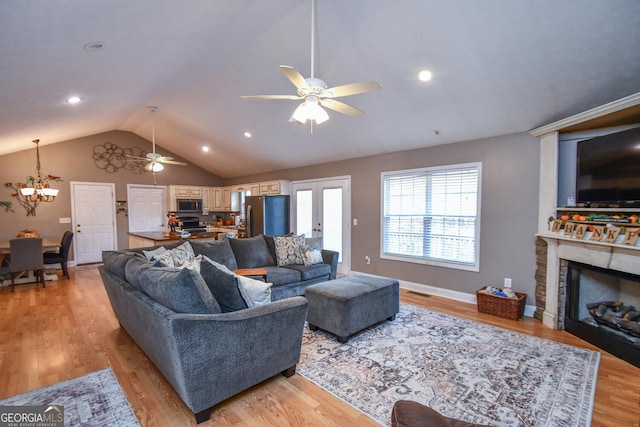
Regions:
[[241, 0, 380, 125], [128, 106, 187, 172]]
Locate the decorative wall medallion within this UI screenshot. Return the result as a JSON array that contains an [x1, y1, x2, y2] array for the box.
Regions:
[[93, 142, 149, 174]]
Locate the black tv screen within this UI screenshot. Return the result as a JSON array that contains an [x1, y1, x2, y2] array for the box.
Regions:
[[576, 126, 640, 206]]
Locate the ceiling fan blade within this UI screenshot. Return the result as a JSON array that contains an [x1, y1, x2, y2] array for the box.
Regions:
[[320, 99, 363, 117], [280, 65, 311, 92], [124, 154, 148, 161], [159, 159, 187, 166], [240, 95, 303, 100], [323, 81, 381, 98]]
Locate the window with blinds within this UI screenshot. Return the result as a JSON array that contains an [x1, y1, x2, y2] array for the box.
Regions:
[[381, 162, 481, 271]]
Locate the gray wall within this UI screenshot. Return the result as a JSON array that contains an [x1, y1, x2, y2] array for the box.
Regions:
[[0, 129, 541, 303], [227, 132, 541, 303], [0, 130, 223, 251]]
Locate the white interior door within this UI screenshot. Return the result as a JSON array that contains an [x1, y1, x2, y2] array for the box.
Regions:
[[71, 182, 117, 264], [291, 176, 351, 274], [127, 185, 167, 232]]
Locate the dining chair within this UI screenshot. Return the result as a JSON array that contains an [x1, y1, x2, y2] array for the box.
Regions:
[[7, 237, 45, 292], [43, 231, 74, 279]]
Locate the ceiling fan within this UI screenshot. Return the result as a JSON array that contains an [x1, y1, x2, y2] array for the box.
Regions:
[[128, 106, 187, 172], [241, 0, 380, 126]]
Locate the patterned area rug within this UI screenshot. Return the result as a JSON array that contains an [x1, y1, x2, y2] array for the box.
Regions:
[[0, 368, 140, 426], [298, 303, 599, 427]]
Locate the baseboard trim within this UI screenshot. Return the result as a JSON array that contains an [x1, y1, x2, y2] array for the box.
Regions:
[[350, 271, 536, 318]]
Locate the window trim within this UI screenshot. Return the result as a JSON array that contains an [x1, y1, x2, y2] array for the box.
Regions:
[[379, 162, 482, 272]]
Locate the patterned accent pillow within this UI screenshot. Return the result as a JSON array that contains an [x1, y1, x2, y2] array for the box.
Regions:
[[301, 243, 323, 266], [142, 246, 167, 260], [152, 241, 195, 268], [153, 249, 176, 267], [177, 254, 202, 273], [273, 235, 305, 266], [171, 241, 196, 266]]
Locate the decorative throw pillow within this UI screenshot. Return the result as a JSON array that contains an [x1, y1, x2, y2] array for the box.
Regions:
[[228, 236, 275, 268], [177, 254, 202, 273], [236, 275, 272, 308], [301, 243, 323, 266], [138, 267, 221, 314], [142, 246, 167, 260], [124, 254, 159, 292], [152, 241, 196, 268], [199, 256, 248, 312], [170, 241, 196, 266], [152, 249, 176, 267], [190, 240, 238, 270], [273, 235, 305, 266]]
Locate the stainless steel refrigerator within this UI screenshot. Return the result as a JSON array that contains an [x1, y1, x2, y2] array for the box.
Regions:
[[245, 195, 290, 237]]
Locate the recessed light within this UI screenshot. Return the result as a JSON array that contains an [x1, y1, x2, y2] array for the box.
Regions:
[[202, 146, 210, 152], [418, 69, 432, 82], [84, 41, 106, 51], [67, 96, 81, 104], [244, 132, 252, 138]]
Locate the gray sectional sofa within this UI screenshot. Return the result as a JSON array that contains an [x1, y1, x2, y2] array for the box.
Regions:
[[99, 235, 338, 423], [227, 235, 338, 300]]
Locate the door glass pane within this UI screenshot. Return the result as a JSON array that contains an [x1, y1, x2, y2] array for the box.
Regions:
[[322, 188, 342, 261], [296, 189, 313, 238]]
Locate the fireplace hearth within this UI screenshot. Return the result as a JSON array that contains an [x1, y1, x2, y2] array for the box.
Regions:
[[565, 262, 640, 367]]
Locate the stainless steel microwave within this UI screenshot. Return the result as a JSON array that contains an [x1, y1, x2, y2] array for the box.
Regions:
[[177, 199, 203, 213]]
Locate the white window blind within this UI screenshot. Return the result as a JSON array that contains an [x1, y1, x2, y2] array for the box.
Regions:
[[381, 162, 481, 271]]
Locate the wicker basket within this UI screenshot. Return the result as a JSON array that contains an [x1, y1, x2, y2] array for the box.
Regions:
[[476, 289, 526, 320]]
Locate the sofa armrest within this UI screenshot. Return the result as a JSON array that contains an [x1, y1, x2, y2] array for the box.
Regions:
[[166, 296, 309, 413], [321, 249, 339, 279]]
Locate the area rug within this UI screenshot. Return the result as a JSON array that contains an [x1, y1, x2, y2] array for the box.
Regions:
[[298, 303, 599, 427], [0, 368, 140, 426]]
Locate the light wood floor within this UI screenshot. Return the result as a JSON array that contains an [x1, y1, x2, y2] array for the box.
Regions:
[[0, 268, 638, 426]]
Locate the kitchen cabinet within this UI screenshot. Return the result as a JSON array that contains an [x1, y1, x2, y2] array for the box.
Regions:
[[222, 188, 232, 210], [202, 187, 214, 211], [174, 186, 203, 198], [212, 188, 223, 210], [260, 180, 290, 195], [249, 183, 261, 196], [220, 187, 241, 211]]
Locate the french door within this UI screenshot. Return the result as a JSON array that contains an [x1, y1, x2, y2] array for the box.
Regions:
[[291, 176, 351, 274]]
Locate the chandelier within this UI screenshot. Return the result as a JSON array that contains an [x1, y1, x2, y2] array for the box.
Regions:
[[20, 139, 59, 202]]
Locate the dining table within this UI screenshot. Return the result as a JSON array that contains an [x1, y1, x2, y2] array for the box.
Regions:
[[0, 238, 62, 285]]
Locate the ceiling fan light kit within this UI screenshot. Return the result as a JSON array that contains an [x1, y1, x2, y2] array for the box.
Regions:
[[291, 96, 329, 124], [125, 106, 187, 173], [241, 0, 380, 127]]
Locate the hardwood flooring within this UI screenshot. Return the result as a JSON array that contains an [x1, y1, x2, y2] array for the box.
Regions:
[[0, 268, 638, 426]]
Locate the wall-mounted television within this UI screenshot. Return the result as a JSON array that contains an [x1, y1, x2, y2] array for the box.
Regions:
[[576, 126, 640, 207]]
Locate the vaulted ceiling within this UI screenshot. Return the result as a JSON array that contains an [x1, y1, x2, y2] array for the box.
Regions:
[[1, 0, 639, 178]]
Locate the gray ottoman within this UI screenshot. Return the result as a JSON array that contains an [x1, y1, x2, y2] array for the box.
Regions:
[[305, 274, 400, 343]]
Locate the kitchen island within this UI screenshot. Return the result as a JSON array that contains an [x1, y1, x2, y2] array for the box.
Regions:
[[128, 231, 219, 249]]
